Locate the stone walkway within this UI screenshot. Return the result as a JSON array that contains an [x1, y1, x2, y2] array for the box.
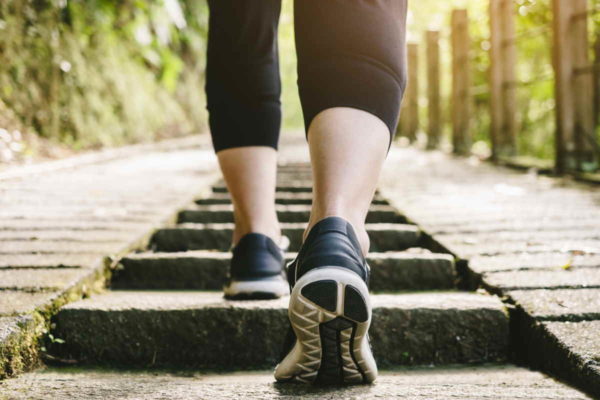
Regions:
[[0, 134, 598, 399], [0, 135, 219, 378], [379, 147, 600, 397]]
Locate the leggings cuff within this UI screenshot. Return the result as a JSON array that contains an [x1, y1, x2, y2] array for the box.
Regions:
[[208, 102, 281, 152], [299, 57, 406, 145]]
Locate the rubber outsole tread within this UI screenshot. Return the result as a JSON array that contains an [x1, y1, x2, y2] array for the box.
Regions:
[[301, 280, 337, 312], [275, 269, 376, 385], [316, 317, 355, 384], [344, 285, 368, 323]]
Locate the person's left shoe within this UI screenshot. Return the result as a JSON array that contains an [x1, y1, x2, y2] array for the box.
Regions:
[[223, 233, 290, 300]]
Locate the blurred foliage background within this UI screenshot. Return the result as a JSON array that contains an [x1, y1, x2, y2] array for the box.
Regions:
[[1, 0, 599, 164], [404, 0, 553, 159], [0, 0, 210, 162], [407, 0, 600, 162]]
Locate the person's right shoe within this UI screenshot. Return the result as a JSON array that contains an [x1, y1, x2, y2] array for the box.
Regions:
[[274, 216, 377, 385]]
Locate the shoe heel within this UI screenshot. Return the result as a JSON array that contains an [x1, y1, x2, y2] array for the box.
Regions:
[[279, 267, 375, 385]]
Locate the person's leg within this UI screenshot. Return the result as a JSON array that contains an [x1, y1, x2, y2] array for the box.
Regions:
[[275, 0, 407, 384], [206, 0, 288, 299], [306, 108, 388, 256], [294, 0, 408, 254], [206, 0, 282, 246], [217, 147, 280, 245]]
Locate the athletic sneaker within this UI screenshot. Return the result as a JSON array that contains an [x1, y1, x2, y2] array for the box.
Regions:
[[223, 233, 290, 300], [274, 217, 377, 384]]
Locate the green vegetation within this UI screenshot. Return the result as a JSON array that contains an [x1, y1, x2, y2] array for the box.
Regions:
[[0, 0, 209, 153], [1, 1, 598, 164], [409, 0, 600, 162]]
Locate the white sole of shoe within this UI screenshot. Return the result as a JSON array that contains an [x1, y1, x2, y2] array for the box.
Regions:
[[274, 266, 377, 384], [223, 276, 289, 300]]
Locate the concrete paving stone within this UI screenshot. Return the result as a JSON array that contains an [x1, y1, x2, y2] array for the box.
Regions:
[[112, 251, 455, 291], [508, 288, 600, 321], [0, 216, 154, 225], [436, 239, 600, 259], [0, 220, 151, 231], [0, 291, 58, 316], [0, 269, 91, 291], [544, 320, 600, 364], [0, 138, 222, 379], [513, 318, 600, 399], [434, 231, 600, 247], [0, 365, 591, 399], [195, 192, 390, 206], [0, 241, 127, 255], [425, 220, 600, 235], [407, 210, 600, 226], [213, 183, 313, 193], [49, 291, 508, 368], [469, 253, 600, 273], [0, 229, 144, 242], [378, 147, 600, 397], [0, 196, 182, 207], [0, 254, 100, 269], [483, 268, 600, 290], [151, 223, 421, 253], [0, 206, 161, 219], [178, 204, 405, 224]]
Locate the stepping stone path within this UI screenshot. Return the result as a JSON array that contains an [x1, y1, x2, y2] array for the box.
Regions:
[[0, 161, 592, 398]]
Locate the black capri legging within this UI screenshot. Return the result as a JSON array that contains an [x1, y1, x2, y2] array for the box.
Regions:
[[206, 0, 408, 152]]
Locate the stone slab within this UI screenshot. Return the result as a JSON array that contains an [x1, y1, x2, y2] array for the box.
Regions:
[[0, 137, 221, 379], [0, 241, 127, 255], [0, 291, 58, 316], [0, 365, 591, 399], [150, 223, 421, 253], [213, 184, 313, 193], [112, 251, 455, 291], [424, 220, 600, 235], [544, 321, 600, 363], [434, 238, 600, 259], [469, 253, 600, 273], [435, 230, 600, 246], [0, 269, 90, 291], [508, 289, 600, 321], [511, 314, 600, 399], [0, 220, 151, 232], [0, 230, 145, 242], [49, 291, 508, 368], [195, 191, 390, 206], [0, 254, 100, 269], [483, 268, 600, 290], [178, 204, 405, 224]]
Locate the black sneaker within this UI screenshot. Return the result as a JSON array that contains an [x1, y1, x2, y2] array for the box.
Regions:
[[274, 217, 377, 384], [223, 233, 290, 300]]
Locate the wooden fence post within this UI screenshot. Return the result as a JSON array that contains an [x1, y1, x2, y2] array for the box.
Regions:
[[552, 0, 597, 173], [593, 32, 600, 127], [451, 9, 471, 155], [489, 0, 517, 159], [426, 31, 441, 149], [405, 43, 419, 142]]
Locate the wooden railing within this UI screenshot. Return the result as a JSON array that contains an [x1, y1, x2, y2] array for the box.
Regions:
[[398, 0, 600, 177]]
